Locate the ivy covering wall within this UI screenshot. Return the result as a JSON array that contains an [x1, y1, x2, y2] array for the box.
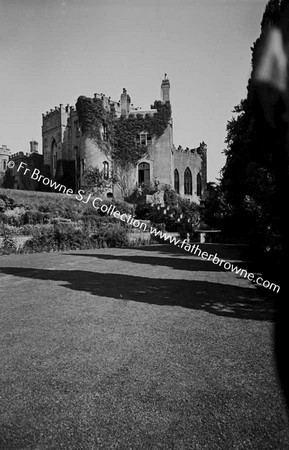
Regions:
[[75, 96, 171, 169]]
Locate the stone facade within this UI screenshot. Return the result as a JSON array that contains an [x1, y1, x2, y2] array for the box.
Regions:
[[41, 75, 207, 202], [0, 145, 11, 184], [4, 141, 46, 191]]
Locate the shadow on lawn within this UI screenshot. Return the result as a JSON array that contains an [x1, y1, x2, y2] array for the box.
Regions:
[[121, 243, 256, 258], [66, 252, 228, 272], [65, 253, 262, 276], [0, 266, 274, 321]]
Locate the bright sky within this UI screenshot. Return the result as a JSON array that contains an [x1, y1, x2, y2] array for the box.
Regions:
[[0, 0, 267, 182]]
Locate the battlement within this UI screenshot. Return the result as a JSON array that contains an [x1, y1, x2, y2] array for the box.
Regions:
[[0, 145, 11, 156], [42, 89, 143, 125], [174, 142, 207, 156], [175, 145, 197, 154], [11, 151, 29, 158], [92, 92, 140, 116], [42, 103, 73, 120], [129, 109, 157, 117]]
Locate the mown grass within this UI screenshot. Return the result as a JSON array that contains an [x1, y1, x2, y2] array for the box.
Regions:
[[0, 245, 288, 448]]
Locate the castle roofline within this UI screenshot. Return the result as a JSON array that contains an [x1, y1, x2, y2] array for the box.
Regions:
[[129, 109, 157, 116]]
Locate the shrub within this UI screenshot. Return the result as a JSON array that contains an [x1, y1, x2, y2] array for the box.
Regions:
[[91, 223, 128, 248], [23, 209, 51, 225], [22, 224, 94, 253], [81, 214, 119, 233], [0, 234, 17, 255], [20, 223, 53, 236], [0, 225, 21, 236], [0, 194, 17, 211], [21, 222, 129, 253], [22, 227, 57, 253], [3, 207, 26, 226], [113, 199, 135, 215], [50, 217, 73, 225], [0, 198, 6, 213]]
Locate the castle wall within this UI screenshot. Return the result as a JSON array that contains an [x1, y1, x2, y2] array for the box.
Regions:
[[150, 123, 174, 187], [6, 152, 45, 190], [42, 105, 70, 170], [0, 145, 11, 183], [173, 147, 206, 203]]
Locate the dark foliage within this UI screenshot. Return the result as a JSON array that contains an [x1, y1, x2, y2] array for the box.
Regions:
[[220, 0, 284, 247]]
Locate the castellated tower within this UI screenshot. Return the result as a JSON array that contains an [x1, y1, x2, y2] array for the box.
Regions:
[[148, 74, 174, 188], [0, 145, 11, 183], [120, 88, 131, 117], [161, 73, 170, 103], [30, 140, 39, 153]]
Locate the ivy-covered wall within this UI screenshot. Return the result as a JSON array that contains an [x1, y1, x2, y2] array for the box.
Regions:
[[75, 96, 171, 169]]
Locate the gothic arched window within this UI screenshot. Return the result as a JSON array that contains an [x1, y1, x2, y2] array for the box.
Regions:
[[184, 167, 192, 195], [138, 162, 150, 185], [174, 169, 179, 194], [103, 161, 109, 179], [51, 139, 57, 176], [197, 173, 202, 197]]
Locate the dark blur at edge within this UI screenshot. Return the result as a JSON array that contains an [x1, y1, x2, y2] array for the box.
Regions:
[[252, 3, 289, 412]]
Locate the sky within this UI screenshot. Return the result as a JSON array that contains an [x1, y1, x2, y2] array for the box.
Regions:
[[0, 0, 268, 182]]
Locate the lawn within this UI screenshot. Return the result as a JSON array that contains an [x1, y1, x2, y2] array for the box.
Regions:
[[0, 244, 288, 449]]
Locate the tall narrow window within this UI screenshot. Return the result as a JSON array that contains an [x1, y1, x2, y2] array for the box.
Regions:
[[197, 173, 202, 197], [3, 160, 7, 170], [74, 121, 79, 136], [136, 133, 151, 147], [138, 162, 150, 185], [103, 161, 109, 179], [140, 133, 147, 146], [184, 167, 192, 195], [103, 124, 108, 142], [174, 169, 179, 194], [51, 139, 57, 176]]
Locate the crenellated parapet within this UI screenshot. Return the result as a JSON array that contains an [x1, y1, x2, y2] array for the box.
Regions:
[[0, 145, 11, 177], [11, 151, 27, 158], [0, 145, 11, 157]]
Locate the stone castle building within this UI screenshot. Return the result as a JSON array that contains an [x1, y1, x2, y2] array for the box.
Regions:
[[2, 141, 45, 190], [41, 75, 207, 202], [0, 145, 11, 184]]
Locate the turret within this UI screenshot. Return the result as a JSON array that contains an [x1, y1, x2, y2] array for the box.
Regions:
[[161, 73, 170, 103], [120, 88, 131, 117], [30, 140, 39, 153]]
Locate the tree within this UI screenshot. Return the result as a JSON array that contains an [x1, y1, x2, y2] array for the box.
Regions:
[[220, 0, 283, 243]]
